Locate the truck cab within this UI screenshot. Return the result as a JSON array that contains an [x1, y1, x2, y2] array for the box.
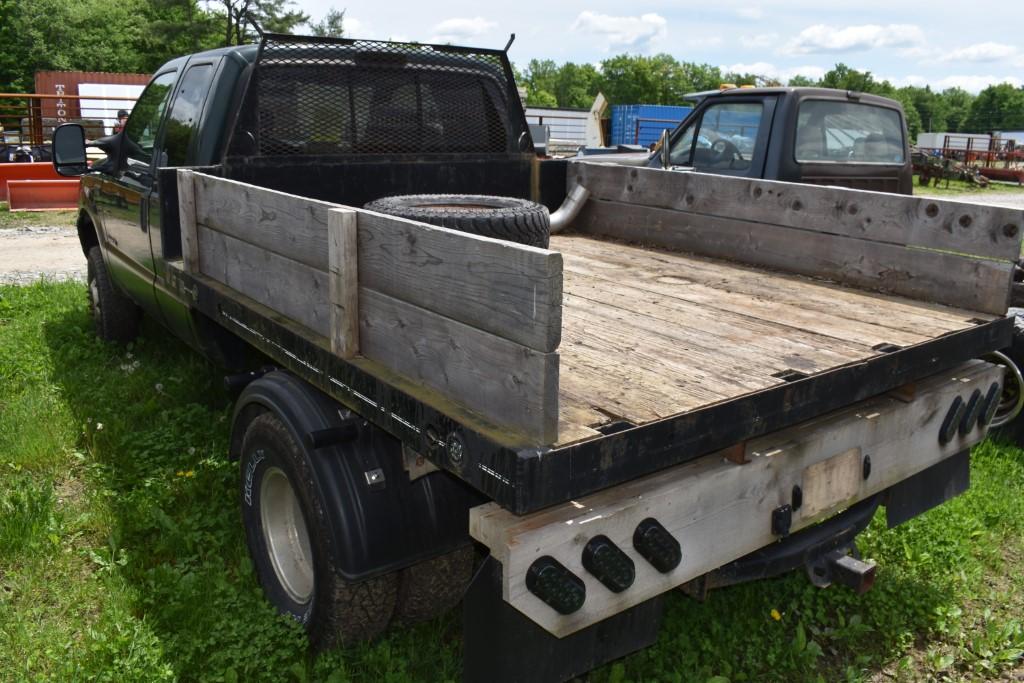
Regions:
[[654, 87, 913, 194]]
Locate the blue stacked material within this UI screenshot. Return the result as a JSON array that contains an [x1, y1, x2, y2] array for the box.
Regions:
[[611, 104, 693, 146]]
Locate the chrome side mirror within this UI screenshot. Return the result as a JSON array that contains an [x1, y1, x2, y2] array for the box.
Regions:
[[659, 128, 670, 169]]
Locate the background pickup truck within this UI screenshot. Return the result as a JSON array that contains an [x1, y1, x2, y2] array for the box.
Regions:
[[52, 33, 1023, 682], [591, 86, 914, 194]]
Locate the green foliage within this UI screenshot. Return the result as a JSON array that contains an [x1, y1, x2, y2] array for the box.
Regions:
[[2, 273, 1024, 681], [513, 57, 1019, 143], [964, 83, 1024, 132], [520, 54, 729, 109], [0, 0, 149, 91], [309, 8, 345, 38], [0, 0, 355, 93], [527, 89, 558, 108], [940, 88, 974, 133]]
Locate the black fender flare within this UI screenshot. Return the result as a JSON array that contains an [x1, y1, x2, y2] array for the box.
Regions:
[[230, 371, 482, 581]]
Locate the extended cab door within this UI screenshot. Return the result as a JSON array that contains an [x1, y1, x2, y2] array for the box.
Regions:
[[665, 97, 777, 178], [147, 60, 219, 343], [94, 70, 177, 317]]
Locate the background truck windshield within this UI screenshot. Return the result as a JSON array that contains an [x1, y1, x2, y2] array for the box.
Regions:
[[795, 100, 905, 164]]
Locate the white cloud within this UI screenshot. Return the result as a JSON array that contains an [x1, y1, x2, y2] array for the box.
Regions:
[[429, 17, 497, 44], [736, 7, 764, 20], [343, 16, 370, 37], [743, 33, 779, 49], [939, 42, 1017, 63], [688, 36, 723, 49], [884, 72, 1023, 93], [781, 24, 925, 55], [723, 62, 826, 82], [570, 11, 668, 50], [931, 74, 1023, 92]]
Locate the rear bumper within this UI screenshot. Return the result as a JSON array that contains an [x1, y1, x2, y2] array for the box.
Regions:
[[470, 359, 1002, 636]]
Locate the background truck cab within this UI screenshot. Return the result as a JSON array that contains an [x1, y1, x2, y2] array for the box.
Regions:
[[655, 87, 913, 194]]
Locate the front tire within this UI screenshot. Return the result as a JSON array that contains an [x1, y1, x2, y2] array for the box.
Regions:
[[86, 246, 140, 343], [239, 412, 398, 647]]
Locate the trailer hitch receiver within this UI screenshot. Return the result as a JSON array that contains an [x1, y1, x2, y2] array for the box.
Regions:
[[806, 548, 877, 594]]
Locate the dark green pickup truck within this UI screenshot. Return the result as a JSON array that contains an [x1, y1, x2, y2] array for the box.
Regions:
[[50, 33, 1021, 683]]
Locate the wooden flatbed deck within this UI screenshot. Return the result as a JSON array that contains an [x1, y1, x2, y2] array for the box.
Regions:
[[555, 233, 993, 444], [175, 165, 1019, 510]]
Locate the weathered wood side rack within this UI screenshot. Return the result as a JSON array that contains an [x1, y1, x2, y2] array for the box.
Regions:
[[178, 169, 563, 443], [170, 164, 1019, 514]]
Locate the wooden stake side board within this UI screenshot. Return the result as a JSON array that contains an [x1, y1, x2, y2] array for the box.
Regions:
[[470, 360, 1002, 637], [571, 161, 1023, 261], [177, 169, 562, 444], [569, 162, 1019, 315], [188, 171, 564, 353]]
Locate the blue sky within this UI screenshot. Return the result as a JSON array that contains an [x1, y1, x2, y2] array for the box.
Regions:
[[294, 1, 1023, 92]]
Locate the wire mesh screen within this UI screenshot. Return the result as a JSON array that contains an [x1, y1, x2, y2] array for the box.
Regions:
[[228, 34, 530, 157]]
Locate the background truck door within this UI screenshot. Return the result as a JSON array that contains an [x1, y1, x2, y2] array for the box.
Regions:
[[668, 97, 777, 177]]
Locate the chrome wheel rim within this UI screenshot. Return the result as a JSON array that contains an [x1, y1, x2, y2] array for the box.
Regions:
[[260, 466, 314, 604]]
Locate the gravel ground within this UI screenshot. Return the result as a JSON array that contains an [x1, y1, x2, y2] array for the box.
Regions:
[[0, 225, 85, 285], [915, 191, 1024, 210]]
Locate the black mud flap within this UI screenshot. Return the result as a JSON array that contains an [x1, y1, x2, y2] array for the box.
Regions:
[[462, 557, 665, 683], [884, 449, 970, 528]]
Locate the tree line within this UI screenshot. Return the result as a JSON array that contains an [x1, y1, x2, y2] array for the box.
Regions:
[[0, 0, 342, 92], [520, 57, 1024, 138], [2, 1, 1022, 139]]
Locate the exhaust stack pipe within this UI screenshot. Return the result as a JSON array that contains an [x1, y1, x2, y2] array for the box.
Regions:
[[549, 183, 591, 234]]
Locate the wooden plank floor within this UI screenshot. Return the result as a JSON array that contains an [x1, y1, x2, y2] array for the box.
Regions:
[[553, 234, 995, 446]]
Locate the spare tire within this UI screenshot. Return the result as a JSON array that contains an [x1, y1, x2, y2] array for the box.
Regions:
[[364, 194, 550, 248]]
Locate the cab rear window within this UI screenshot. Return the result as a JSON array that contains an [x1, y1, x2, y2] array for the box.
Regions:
[[795, 100, 905, 164]]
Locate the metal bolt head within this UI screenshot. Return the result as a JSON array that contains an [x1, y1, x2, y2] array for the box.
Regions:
[[363, 468, 385, 490], [446, 434, 464, 466]]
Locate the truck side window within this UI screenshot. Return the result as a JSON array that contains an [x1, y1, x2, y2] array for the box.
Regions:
[[163, 64, 215, 167], [670, 102, 763, 171], [123, 71, 177, 167], [795, 101, 905, 164]]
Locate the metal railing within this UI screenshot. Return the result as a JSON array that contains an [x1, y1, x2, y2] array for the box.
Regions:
[[0, 92, 139, 147]]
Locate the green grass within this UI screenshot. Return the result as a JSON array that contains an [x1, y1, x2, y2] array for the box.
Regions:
[[1, 280, 1023, 682], [913, 174, 1024, 196], [0, 201, 77, 229]]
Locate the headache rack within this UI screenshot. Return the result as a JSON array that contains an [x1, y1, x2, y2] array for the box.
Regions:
[[226, 33, 532, 158]]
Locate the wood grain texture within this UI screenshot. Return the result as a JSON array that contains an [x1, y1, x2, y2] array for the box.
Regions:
[[193, 173, 336, 269], [176, 169, 199, 273], [573, 197, 1012, 315], [561, 234, 988, 334], [357, 210, 563, 352], [550, 233, 989, 439], [189, 173, 563, 352], [358, 288, 560, 444], [197, 225, 331, 336], [471, 359, 1002, 637], [572, 161, 1024, 261], [328, 209, 359, 358]]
